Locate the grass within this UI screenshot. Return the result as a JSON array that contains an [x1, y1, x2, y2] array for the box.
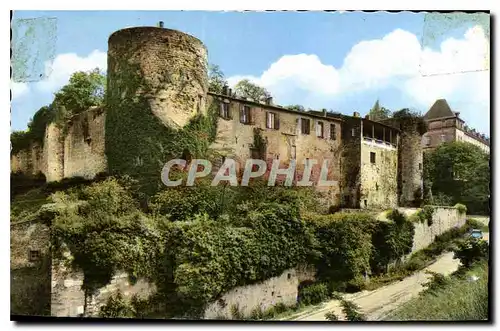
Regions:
[[10, 187, 50, 223], [387, 260, 489, 321]]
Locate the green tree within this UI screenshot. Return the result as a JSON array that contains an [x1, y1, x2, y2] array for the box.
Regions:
[[52, 68, 106, 120], [234, 79, 271, 102], [208, 64, 228, 94], [286, 104, 306, 112], [424, 142, 490, 214], [369, 99, 391, 121]]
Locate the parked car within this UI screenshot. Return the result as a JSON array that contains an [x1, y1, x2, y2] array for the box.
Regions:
[[467, 229, 483, 241]]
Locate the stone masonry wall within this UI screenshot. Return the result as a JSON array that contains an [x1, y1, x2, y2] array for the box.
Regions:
[[204, 265, 316, 319], [64, 107, 107, 179], [399, 129, 423, 207], [210, 94, 342, 208], [10, 220, 51, 316], [51, 247, 156, 317], [360, 140, 398, 210], [397, 206, 466, 254]]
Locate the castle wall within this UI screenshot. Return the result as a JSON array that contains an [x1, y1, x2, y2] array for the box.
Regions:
[[64, 108, 107, 179], [399, 129, 423, 207], [409, 206, 466, 253], [204, 266, 316, 319], [51, 246, 156, 317], [360, 139, 398, 209], [107, 27, 208, 129], [10, 220, 51, 316], [210, 94, 342, 208], [44, 123, 65, 182]]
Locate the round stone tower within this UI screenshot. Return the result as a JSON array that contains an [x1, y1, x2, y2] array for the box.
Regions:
[[398, 123, 424, 207], [105, 26, 209, 178], [107, 26, 208, 129]]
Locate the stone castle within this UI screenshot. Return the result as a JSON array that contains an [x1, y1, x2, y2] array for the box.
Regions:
[[11, 25, 428, 210]]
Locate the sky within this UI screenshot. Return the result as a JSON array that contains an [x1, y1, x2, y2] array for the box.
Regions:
[[10, 10, 490, 135]]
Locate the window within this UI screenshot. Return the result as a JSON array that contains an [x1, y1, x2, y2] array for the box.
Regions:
[[266, 112, 279, 129], [419, 163, 422, 170], [220, 102, 230, 119], [370, 152, 376, 164], [316, 121, 324, 138], [330, 124, 336, 140], [351, 128, 356, 137], [291, 145, 296, 159], [29, 250, 40, 262], [424, 136, 431, 146], [301, 118, 311, 135], [440, 134, 446, 142], [240, 105, 251, 124]]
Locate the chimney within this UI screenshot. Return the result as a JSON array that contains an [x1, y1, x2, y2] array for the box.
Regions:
[[265, 97, 273, 105], [454, 112, 460, 117], [364, 114, 370, 120], [158, 21, 164, 28], [322, 108, 327, 117], [353, 111, 360, 118], [228, 88, 232, 97], [222, 85, 228, 95]]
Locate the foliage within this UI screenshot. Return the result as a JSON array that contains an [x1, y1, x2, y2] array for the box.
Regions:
[[454, 203, 467, 215], [105, 59, 220, 197], [341, 299, 366, 321], [368, 99, 391, 121], [422, 271, 451, 295], [161, 201, 316, 317], [454, 239, 489, 268], [52, 68, 106, 122], [234, 79, 271, 102], [388, 261, 488, 321], [325, 311, 339, 321], [410, 206, 435, 226], [304, 212, 375, 282], [208, 64, 228, 94], [286, 104, 306, 112], [424, 142, 490, 215], [391, 108, 427, 134], [98, 291, 134, 318], [371, 210, 415, 274], [465, 218, 488, 232], [11, 105, 55, 153], [297, 282, 330, 306], [50, 178, 168, 294]]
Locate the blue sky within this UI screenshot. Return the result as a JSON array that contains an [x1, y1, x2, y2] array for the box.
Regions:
[[11, 11, 490, 134]]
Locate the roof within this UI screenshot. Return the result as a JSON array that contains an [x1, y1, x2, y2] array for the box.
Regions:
[[424, 99, 455, 120], [208, 92, 343, 122]]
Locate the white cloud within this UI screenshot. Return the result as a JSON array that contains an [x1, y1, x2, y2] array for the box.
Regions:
[[11, 82, 29, 100], [35, 50, 107, 94], [227, 25, 490, 128]]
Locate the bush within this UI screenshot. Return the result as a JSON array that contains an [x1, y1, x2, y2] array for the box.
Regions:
[[304, 212, 375, 282], [454, 203, 467, 215], [298, 282, 330, 306], [422, 271, 450, 295], [465, 218, 487, 231], [162, 202, 316, 316], [325, 311, 339, 321], [99, 291, 134, 318], [341, 299, 366, 321], [454, 239, 489, 268]]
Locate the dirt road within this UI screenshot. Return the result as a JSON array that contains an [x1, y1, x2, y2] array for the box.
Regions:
[[286, 252, 461, 321], [286, 232, 489, 321]]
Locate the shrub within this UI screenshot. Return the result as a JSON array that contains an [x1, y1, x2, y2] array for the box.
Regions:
[[99, 291, 134, 318], [298, 282, 330, 306], [304, 212, 375, 282], [454, 203, 467, 215], [465, 218, 487, 231], [325, 311, 339, 321], [371, 212, 415, 274], [422, 271, 450, 295], [454, 239, 489, 268], [162, 202, 316, 316], [341, 299, 366, 321]]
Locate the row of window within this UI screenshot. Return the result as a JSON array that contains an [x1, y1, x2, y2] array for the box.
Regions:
[[220, 103, 338, 140]]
